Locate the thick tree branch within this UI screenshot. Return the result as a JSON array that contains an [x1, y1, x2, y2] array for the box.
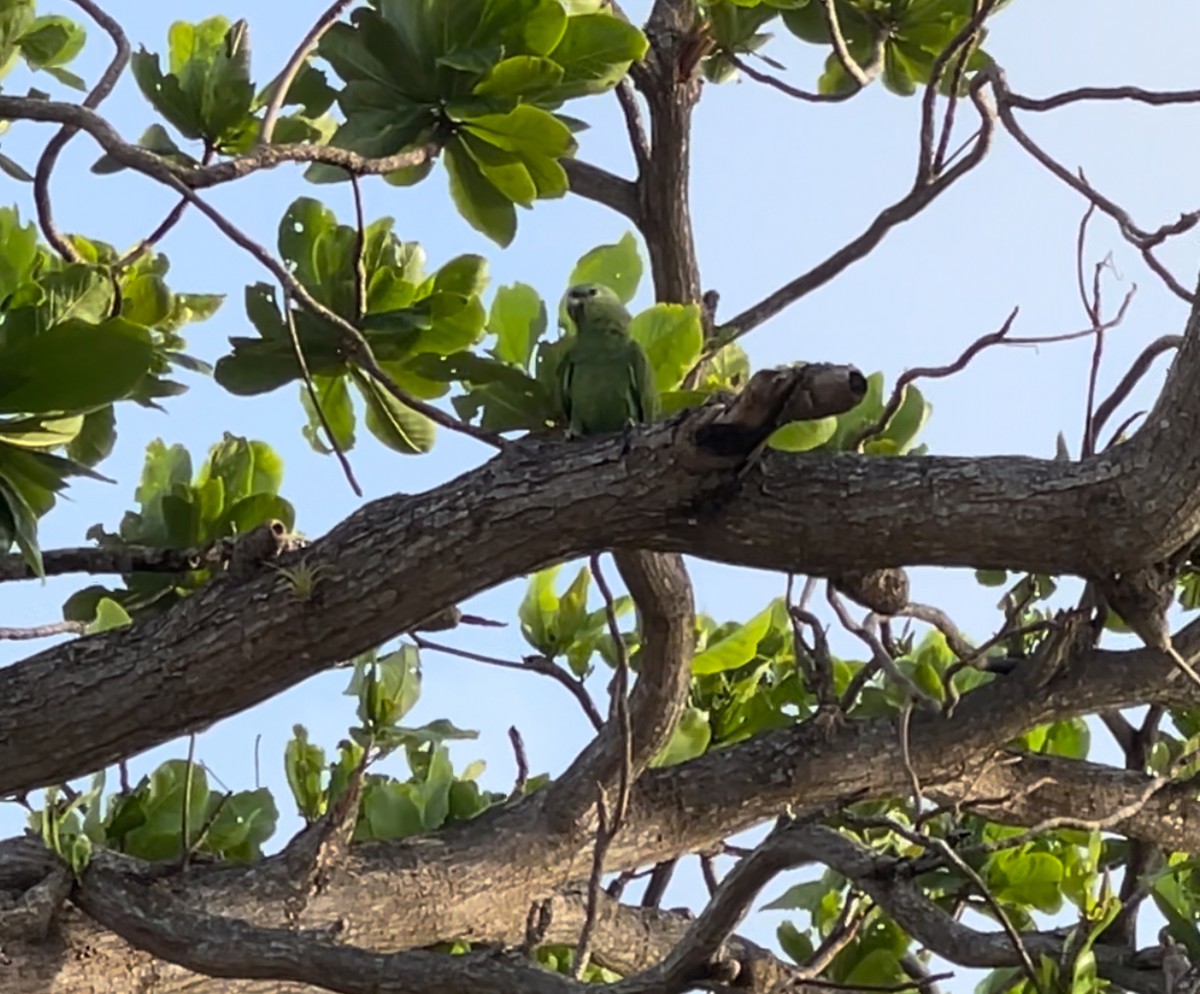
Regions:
[[5, 628, 1200, 990], [6, 327, 1200, 795], [550, 552, 694, 825], [562, 159, 642, 222]]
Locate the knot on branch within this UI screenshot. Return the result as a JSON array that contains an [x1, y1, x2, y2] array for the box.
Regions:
[[693, 362, 867, 458], [831, 568, 912, 615]]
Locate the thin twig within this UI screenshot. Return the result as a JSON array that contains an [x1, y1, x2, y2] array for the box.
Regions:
[[576, 553, 634, 979], [180, 736, 196, 869], [930, 0, 987, 176], [33, 0, 131, 259], [283, 288, 363, 497], [641, 860, 677, 908], [1092, 335, 1182, 439], [986, 67, 1199, 302], [506, 726, 529, 801], [0, 621, 88, 640], [260, 0, 356, 144], [186, 790, 231, 858], [411, 634, 604, 730], [116, 166, 506, 451], [852, 308, 1019, 449], [797, 894, 871, 978], [719, 74, 995, 342], [117, 144, 215, 270], [791, 605, 837, 708], [615, 79, 651, 176], [827, 586, 938, 708], [898, 701, 923, 818], [728, 51, 852, 103], [818, 0, 870, 88], [698, 854, 719, 897], [861, 815, 1045, 994], [918, 0, 997, 183]]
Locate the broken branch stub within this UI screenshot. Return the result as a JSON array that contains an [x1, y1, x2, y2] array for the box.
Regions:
[[694, 363, 867, 457]]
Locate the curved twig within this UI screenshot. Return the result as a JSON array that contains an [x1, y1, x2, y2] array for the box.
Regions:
[[260, 0, 356, 144], [33, 0, 131, 259]]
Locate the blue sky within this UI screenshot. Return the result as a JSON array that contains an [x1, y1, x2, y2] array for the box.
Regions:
[[2, 0, 1199, 982]]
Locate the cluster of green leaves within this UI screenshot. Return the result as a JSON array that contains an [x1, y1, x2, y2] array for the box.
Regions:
[[285, 642, 527, 841], [0, 0, 88, 111], [314, 0, 647, 245], [0, 208, 221, 574], [114, 15, 337, 166], [215, 197, 492, 455], [29, 762, 278, 870], [704, 0, 1011, 97], [768, 369, 931, 455], [62, 434, 293, 624], [415, 232, 740, 435], [769, 812, 1116, 994]]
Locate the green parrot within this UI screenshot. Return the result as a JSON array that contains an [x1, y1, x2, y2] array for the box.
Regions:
[[558, 282, 659, 437]]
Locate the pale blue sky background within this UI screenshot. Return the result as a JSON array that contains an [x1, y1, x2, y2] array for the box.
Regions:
[[2, 0, 1199, 984]]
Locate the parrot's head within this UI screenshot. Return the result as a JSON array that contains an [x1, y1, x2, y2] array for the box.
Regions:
[[565, 282, 630, 333]]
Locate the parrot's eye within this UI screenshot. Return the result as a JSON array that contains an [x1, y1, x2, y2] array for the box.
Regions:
[[585, 287, 597, 297]]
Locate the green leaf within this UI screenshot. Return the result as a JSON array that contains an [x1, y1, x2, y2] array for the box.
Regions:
[[0, 318, 153, 414], [0, 205, 39, 300], [650, 708, 711, 767], [777, 921, 815, 966], [122, 273, 173, 327], [628, 303, 703, 392], [568, 231, 642, 303], [362, 782, 424, 840], [843, 949, 905, 989], [18, 15, 86, 69], [0, 150, 32, 182], [987, 850, 1064, 914], [520, 565, 561, 655], [353, 372, 436, 455], [203, 787, 278, 860], [435, 254, 489, 299], [284, 725, 327, 822], [546, 13, 649, 100], [691, 600, 778, 675], [300, 374, 356, 455], [0, 470, 42, 575], [474, 55, 563, 98], [86, 597, 132, 634], [768, 416, 837, 452], [489, 283, 546, 369], [120, 760, 210, 860], [444, 135, 516, 247]]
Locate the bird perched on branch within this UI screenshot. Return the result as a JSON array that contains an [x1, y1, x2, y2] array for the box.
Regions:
[[557, 282, 658, 437]]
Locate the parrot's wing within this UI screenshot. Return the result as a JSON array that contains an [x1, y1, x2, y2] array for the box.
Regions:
[[557, 345, 576, 426], [628, 341, 658, 423]]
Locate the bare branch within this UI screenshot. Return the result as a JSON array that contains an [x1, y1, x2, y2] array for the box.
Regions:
[[284, 287, 363, 497], [507, 727, 529, 802], [615, 79, 651, 176], [727, 51, 857, 104], [818, 0, 879, 89], [411, 635, 604, 731], [918, 0, 998, 183], [563, 159, 641, 221], [575, 553, 636, 978], [1092, 335, 1183, 439], [720, 76, 995, 342], [260, 0, 355, 144], [0, 620, 87, 640], [33, 0, 130, 259]]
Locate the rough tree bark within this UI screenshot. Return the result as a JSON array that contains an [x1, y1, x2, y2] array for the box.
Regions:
[[4, 1, 1200, 993]]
